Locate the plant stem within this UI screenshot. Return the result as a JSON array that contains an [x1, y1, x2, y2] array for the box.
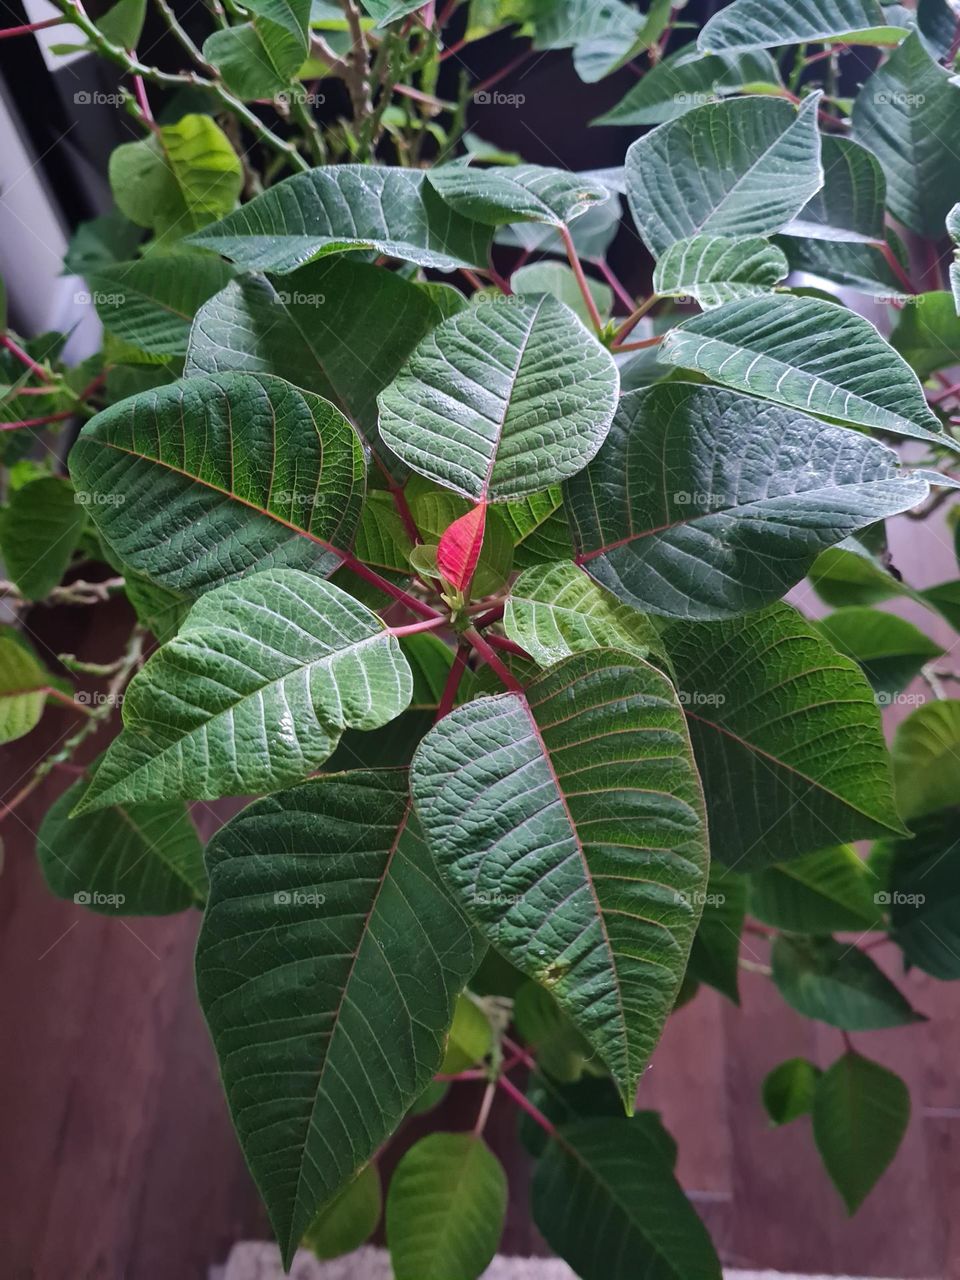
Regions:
[[560, 225, 604, 333], [1, 410, 74, 431], [596, 259, 636, 313], [612, 334, 663, 353], [874, 238, 915, 295], [1, 334, 52, 381], [389, 615, 448, 638], [483, 632, 530, 659], [152, 0, 212, 68], [497, 1074, 557, 1139], [612, 294, 658, 345], [466, 627, 523, 692], [473, 1080, 496, 1136], [0, 16, 65, 39], [435, 641, 470, 721], [341, 555, 443, 620], [44, 686, 97, 716]]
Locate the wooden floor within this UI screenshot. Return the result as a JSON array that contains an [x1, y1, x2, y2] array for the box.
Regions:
[[2, 512, 959, 1280]]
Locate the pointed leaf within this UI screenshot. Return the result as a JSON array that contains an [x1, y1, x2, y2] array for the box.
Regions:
[[437, 500, 487, 592], [593, 47, 781, 126], [427, 162, 609, 227], [772, 934, 923, 1028], [653, 234, 789, 308], [663, 604, 906, 868], [854, 32, 960, 236], [68, 372, 364, 598], [532, 1118, 722, 1280], [195, 770, 480, 1265], [567, 383, 930, 621], [36, 775, 206, 913], [625, 95, 823, 256], [203, 0, 310, 98], [813, 1052, 909, 1212], [0, 637, 57, 744], [686, 861, 747, 1003], [0, 476, 86, 600], [783, 135, 887, 243], [303, 1164, 381, 1261], [763, 1058, 821, 1126], [378, 296, 618, 503], [891, 699, 960, 820], [658, 295, 950, 448], [187, 166, 490, 273], [76, 571, 412, 810], [386, 1133, 507, 1280], [815, 607, 943, 698], [699, 0, 902, 55], [411, 649, 709, 1106], [879, 810, 960, 980], [750, 845, 884, 933]]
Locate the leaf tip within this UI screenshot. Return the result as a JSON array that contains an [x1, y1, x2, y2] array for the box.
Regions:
[[437, 500, 487, 593]]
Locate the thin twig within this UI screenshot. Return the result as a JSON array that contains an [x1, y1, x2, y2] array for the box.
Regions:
[[559, 225, 604, 333]]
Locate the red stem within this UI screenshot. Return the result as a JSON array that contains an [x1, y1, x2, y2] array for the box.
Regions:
[[340, 555, 443, 621], [497, 1074, 557, 1138], [44, 686, 95, 716], [560, 225, 604, 333], [435, 641, 470, 722], [0, 15, 64, 39], [130, 71, 156, 127], [1, 334, 52, 381], [1, 410, 73, 431], [472, 47, 534, 97], [596, 259, 636, 314], [612, 334, 663, 354], [466, 627, 523, 692], [484, 631, 530, 659], [389, 616, 448, 638], [472, 603, 504, 629], [875, 238, 915, 295]]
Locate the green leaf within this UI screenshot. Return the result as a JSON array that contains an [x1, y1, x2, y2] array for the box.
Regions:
[[566, 383, 930, 620], [813, 1051, 909, 1211], [653, 234, 789, 308], [501, 487, 571, 567], [686, 861, 747, 1003], [62, 213, 143, 276], [778, 231, 911, 297], [196, 770, 479, 1267], [386, 1133, 507, 1280], [593, 47, 781, 126], [532, 1118, 722, 1280], [109, 115, 242, 238], [185, 257, 457, 449], [69, 372, 364, 598], [36, 774, 206, 913], [440, 994, 493, 1073], [359, 0, 426, 23], [76, 571, 412, 810], [809, 542, 913, 608], [187, 166, 490, 273], [0, 637, 58, 743], [663, 604, 907, 868], [658, 295, 950, 448], [890, 292, 960, 379], [892, 699, 960, 820], [878, 809, 960, 980], [750, 845, 885, 933], [89, 255, 235, 357], [120, 568, 191, 644], [763, 1058, 821, 1126], [412, 649, 708, 1107], [772, 934, 923, 1028], [378, 296, 618, 503], [572, 0, 673, 81], [853, 32, 960, 236], [815, 607, 942, 699], [625, 95, 823, 256], [699, 0, 903, 54], [303, 1164, 381, 1261], [0, 477, 86, 600], [97, 0, 146, 48], [784, 135, 887, 243], [513, 980, 598, 1082], [203, 0, 311, 98], [504, 561, 666, 668], [513, 262, 613, 327], [428, 162, 609, 228]]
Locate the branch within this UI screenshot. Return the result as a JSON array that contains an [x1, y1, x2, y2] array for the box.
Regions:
[[560, 225, 604, 333]]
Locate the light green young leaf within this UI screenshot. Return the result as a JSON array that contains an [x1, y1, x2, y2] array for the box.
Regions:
[[378, 296, 618, 503], [187, 166, 490, 273], [892, 699, 960, 820], [663, 604, 907, 868], [0, 637, 58, 744], [890, 292, 960, 380], [813, 1053, 910, 1211], [625, 94, 823, 256], [658, 295, 950, 448], [750, 845, 885, 933], [76, 571, 412, 810], [0, 476, 86, 600], [428, 162, 609, 228], [203, 0, 311, 98], [783, 135, 887, 243], [69, 372, 364, 598], [653, 234, 789, 308], [699, 0, 904, 54], [89, 255, 235, 357], [195, 770, 480, 1268], [96, 0, 146, 47], [772, 934, 923, 1029], [809, 541, 914, 608], [303, 1164, 381, 1261], [763, 1058, 821, 1126], [566, 384, 929, 620], [412, 649, 708, 1108], [854, 32, 960, 236], [37, 774, 206, 913], [593, 47, 781, 126], [386, 1133, 507, 1280]]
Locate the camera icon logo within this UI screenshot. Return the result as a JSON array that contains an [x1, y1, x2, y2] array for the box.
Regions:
[[274, 890, 292, 905], [74, 891, 91, 905]]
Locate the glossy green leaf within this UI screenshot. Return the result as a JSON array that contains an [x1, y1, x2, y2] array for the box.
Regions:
[[109, 115, 242, 238], [76, 571, 412, 810], [892, 700, 960, 820], [378, 296, 618, 503], [813, 1051, 909, 1211], [412, 649, 708, 1107], [185, 257, 457, 449], [763, 1058, 821, 1126], [0, 476, 86, 600], [784, 135, 887, 243], [658, 295, 950, 448], [653, 234, 789, 308], [625, 95, 823, 256], [699, 0, 902, 54], [686, 861, 747, 1004], [593, 47, 781, 126], [664, 604, 907, 868], [303, 1164, 381, 1261], [815, 607, 942, 698], [89, 255, 235, 357], [69, 372, 364, 598], [386, 1133, 507, 1280], [504, 561, 665, 668], [532, 1118, 722, 1280], [772, 934, 923, 1028], [854, 32, 960, 236], [520, 1074, 639, 1158], [890, 292, 960, 380], [187, 166, 490, 273], [513, 262, 613, 327], [428, 162, 609, 227], [566, 383, 930, 620], [203, 0, 311, 98], [36, 774, 206, 913], [196, 771, 478, 1265], [878, 810, 960, 980], [750, 845, 884, 933]]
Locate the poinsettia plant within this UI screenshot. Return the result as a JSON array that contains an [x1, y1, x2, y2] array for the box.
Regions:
[[5, 0, 960, 1274]]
